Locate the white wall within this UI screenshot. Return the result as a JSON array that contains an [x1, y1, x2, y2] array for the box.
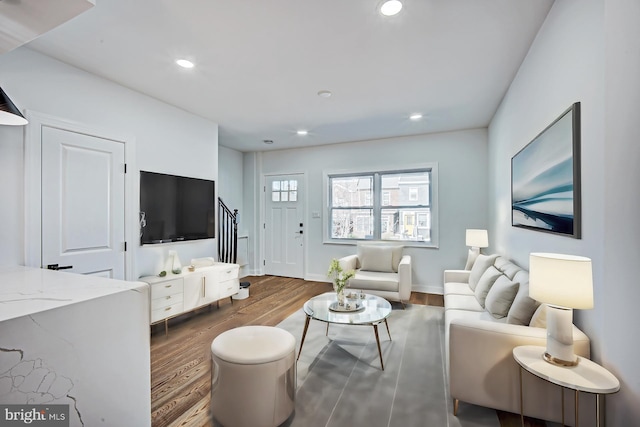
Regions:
[[488, 0, 606, 326], [0, 47, 219, 279], [0, 125, 25, 265], [252, 129, 489, 291], [242, 152, 261, 276], [602, 0, 640, 422], [489, 0, 639, 424], [218, 145, 244, 229]]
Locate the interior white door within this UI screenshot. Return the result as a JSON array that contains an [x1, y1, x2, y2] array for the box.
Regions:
[[265, 174, 304, 278], [41, 126, 126, 279]]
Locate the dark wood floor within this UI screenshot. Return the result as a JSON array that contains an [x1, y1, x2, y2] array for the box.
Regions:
[[150, 275, 544, 427]]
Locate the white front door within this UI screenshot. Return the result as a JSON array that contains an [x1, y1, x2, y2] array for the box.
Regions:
[[41, 126, 126, 279], [264, 174, 304, 278]]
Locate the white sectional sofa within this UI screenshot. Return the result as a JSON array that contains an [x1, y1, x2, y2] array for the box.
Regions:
[[445, 254, 592, 424], [338, 243, 411, 305]]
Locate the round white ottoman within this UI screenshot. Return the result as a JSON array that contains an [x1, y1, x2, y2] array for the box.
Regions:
[[210, 325, 296, 427]]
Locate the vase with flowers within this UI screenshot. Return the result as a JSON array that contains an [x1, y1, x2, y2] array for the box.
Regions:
[[327, 258, 355, 306]]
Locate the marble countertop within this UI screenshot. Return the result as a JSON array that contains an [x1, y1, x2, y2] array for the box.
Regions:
[[0, 265, 148, 322]]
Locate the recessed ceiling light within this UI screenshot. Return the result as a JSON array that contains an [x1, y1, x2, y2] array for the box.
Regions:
[[297, 130, 308, 136], [380, 0, 403, 16], [263, 139, 274, 144], [410, 113, 423, 120], [176, 59, 195, 69], [317, 90, 332, 98]]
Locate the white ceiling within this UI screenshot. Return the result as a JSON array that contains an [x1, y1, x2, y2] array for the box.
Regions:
[[24, 0, 554, 152], [0, 0, 93, 53]]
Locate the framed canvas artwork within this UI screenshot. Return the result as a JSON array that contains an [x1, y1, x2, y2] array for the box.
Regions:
[[511, 102, 581, 238]]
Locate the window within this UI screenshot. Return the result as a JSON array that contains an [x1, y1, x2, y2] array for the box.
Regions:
[[271, 179, 298, 202], [327, 167, 436, 244]]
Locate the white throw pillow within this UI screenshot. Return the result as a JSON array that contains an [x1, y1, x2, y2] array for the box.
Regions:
[[529, 304, 548, 328], [473, 266, 502, 307], [464, 249, 479, 270], [506, 271, 541, 326], [358, 245, 394, 273], [390, 245, 404, 272], [468, 254, 499, 291], [493, 257, 522, 280], [485, 275, 520, 318]]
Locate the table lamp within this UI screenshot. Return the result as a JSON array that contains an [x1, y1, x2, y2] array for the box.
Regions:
[[465, 229, 488, 255], [529, 253, 593, 366]]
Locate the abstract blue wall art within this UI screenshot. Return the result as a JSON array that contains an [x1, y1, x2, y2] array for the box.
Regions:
[[511, 103, 581, 238]]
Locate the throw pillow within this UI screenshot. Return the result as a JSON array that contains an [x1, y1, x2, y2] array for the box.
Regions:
[[473, 266, 503, 307], [390, 245, 404, 272], [506, 271, 541, 325], [358, 245, 394, 273], [493, 257, 522, 280], [464, 249, 479, 270], [468, 254, 499, 291], [529, 304, 548, 328], [485, 275, 520, 318]]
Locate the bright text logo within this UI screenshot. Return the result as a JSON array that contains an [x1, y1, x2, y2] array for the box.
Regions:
[[0, 405, 68, 426]]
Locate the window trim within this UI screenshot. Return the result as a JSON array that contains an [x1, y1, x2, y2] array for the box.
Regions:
[[323, 163, 439, 248]]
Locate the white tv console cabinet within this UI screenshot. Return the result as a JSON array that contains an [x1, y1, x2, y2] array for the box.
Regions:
[[140, 262, 240, 334]]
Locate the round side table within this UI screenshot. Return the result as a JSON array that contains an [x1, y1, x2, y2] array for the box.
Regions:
[[513, 345, 619, 427]]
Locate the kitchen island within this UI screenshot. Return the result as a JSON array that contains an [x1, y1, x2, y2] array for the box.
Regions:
[[0, 266, 150, 426]]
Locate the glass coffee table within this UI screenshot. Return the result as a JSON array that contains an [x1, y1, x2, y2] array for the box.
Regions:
[[297, 292, 392, 370]]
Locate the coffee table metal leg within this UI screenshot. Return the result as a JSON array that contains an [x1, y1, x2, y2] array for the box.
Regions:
[[373, 324, 384, 371], [384, 319, 391, 340], [297, 315, 311, 361]]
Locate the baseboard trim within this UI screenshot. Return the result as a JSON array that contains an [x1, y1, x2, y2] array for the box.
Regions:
[[305, 273, 330, 283], [240, 268, 262, 278], [412, 284, 443, 295]]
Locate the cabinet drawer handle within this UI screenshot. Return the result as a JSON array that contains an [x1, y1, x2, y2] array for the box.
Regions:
[[164, 307, 171, 311], [165, 285, 172, 288], [166, 296, 171, 300]]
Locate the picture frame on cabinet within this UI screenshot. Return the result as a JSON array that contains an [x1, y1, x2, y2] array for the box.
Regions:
[[511, 102, 581, 238]]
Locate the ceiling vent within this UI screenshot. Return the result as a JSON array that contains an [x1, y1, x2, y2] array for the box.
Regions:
[[0, 0, 94, 54]]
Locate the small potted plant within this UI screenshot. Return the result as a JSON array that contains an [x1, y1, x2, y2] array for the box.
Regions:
[[327, 258, 355, 306]]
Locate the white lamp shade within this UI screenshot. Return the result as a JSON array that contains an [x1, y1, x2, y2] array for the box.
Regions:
[[465, 229, 488, 248], [529, 253, 594, 309]]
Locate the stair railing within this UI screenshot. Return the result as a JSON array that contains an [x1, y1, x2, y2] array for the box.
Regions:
[[218, 198, 238, 264]]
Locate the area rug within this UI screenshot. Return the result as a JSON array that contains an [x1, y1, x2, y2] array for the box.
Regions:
[[276, 303, 500, 427]]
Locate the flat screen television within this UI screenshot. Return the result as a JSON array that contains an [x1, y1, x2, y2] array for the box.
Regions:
[[140, 171, 215, 245]]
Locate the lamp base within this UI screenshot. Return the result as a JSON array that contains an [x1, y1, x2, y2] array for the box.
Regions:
[[544, 305, 578, 367], [543, 351, 579, 367]]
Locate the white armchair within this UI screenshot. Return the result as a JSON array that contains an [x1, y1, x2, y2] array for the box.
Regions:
[[338, 243, 412, 306]]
